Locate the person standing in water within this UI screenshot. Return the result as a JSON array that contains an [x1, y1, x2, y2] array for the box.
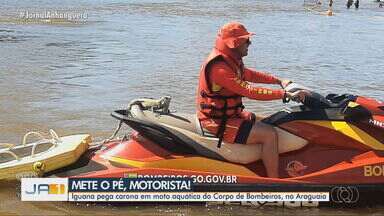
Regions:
[[327, 0, 334, 15], [321, 0, 333, 16], [347, 0, 359, 9], [347, 0, 353, 8]]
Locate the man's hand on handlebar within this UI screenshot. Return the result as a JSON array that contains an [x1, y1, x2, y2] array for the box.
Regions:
[[280, 79, 293, 88], [286, 90, 311, 103]]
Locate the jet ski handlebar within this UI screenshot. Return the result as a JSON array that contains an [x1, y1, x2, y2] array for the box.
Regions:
[[283, 83, 356, 109]]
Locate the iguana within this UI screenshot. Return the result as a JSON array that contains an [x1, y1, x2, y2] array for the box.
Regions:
[[127, 96, 171, 114]]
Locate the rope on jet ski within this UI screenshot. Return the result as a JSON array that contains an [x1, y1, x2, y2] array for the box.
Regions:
[[100, 102, 134, 145], [102, 120, 124, 144], [88, 131, 129, 150], [95, 96, 172, 147]]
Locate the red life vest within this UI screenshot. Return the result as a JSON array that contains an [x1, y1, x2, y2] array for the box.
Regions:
[[196, 41, 246, 147], [197, 45, 244, 120]]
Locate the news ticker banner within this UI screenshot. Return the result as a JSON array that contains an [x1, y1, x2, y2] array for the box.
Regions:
[[21, 178, 329, 202]]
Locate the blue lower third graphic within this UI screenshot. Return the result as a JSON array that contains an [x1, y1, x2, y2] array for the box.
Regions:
[[69, 178, 192, 192]]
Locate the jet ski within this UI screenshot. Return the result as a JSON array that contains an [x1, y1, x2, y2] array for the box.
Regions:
[[48, 83, 384, 204]]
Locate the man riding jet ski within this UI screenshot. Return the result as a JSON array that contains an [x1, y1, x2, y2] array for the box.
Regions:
[[48, 85, 384, 186], [197, 21, 310, 178], [46, 24, 384, 203]]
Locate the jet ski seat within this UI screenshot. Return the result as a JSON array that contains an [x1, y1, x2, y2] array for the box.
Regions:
[[113, 105, 308, 164]]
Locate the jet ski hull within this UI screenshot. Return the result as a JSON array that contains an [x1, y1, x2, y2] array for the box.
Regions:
[[51, 135, 384, 184], [47, 90, 384, 205]]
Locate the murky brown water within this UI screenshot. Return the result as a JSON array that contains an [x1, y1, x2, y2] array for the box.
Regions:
[[0, 0, 383, 215]]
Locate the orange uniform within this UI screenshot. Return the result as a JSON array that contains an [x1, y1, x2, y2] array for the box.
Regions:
[[196, 22, 284, 146]]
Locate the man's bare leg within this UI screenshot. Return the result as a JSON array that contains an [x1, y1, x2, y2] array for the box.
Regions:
[[246, 122, 279, 178]]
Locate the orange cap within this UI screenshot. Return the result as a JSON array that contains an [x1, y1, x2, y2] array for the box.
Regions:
[[218, 21, 254, 49]]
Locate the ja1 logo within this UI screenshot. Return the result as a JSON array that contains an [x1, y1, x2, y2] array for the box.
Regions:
[[25, 183, 66, 195], [21, 178, 68, 201]]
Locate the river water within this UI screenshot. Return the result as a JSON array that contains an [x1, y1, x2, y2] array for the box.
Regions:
[[0, 0, 383, 215]]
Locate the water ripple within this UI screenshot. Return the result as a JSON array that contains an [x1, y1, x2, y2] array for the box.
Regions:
[[36, 80, 90, 88]]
